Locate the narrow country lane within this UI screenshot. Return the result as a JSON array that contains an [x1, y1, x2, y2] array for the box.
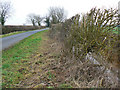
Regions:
[[1, 28, 48, 51]]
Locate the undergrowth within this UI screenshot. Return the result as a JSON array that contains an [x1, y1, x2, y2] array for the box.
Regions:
[[49, 7, 119, 67]]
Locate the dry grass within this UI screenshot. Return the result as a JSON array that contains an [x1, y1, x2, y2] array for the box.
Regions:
[[48, 7, 120, 88], [17, 31, 119, 88]]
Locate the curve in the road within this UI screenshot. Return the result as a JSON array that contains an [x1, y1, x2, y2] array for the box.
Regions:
[[1, 28, 49, 51]]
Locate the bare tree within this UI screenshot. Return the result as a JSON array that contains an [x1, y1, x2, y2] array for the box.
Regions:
[[48, 7, 67, 24], [27, 14, 36, 26], [44, 15, 50, 27], [34, 15, 43, 26], [0, 1, 12, 26]]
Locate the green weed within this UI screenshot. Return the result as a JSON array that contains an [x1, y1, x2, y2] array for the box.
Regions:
[[47, 70, 55, 80], [59, 84, 72, 88], [47, 86, 54, 88]]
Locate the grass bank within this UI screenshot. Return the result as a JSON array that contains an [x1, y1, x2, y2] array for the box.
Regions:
[[0, 31, 30, 38], [2, 30, 48, 88]]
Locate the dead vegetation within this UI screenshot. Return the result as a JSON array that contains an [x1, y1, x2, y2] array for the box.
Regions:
[[48, 7, 120, 88], [12, 30, 119, 88]]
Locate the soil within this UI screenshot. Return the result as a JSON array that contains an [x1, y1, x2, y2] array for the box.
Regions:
[[15, 32, 120, 88]]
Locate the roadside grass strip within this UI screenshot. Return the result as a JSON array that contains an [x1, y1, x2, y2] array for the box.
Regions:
[[2, 30, 48, 88], [0, 31, 28, 38]]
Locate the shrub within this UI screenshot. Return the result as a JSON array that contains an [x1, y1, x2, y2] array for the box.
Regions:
[[2, 25, 46, 34], [50, 7, 119, 65]]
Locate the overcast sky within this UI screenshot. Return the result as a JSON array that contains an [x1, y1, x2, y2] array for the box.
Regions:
[[1, 0, 120, 25]]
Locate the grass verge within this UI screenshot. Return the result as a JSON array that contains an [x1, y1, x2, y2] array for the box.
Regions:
[[2, 30, 48, 88], [0, 30, 35, 38]]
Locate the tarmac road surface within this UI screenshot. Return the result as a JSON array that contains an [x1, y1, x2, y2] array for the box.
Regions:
[[1, 28, 48, 51]]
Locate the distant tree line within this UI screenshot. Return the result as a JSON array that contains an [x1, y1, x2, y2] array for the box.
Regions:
[[27, 14, 43, 26], [27, 7, 67, 27], [0, 0, 67, 27]]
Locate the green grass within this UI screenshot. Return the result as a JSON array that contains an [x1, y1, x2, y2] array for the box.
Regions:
[[58, 84, 72, 88], [0, 31, 31, 38], [102, 26, 119, 34], [47, 84, 72, 88], [2, 30, 48, 88], [112, 27, 120, 34]]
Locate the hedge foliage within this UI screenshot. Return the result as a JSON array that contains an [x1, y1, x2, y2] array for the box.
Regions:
[[2, 25, 46, 34], [49, 7, 119, 65]]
